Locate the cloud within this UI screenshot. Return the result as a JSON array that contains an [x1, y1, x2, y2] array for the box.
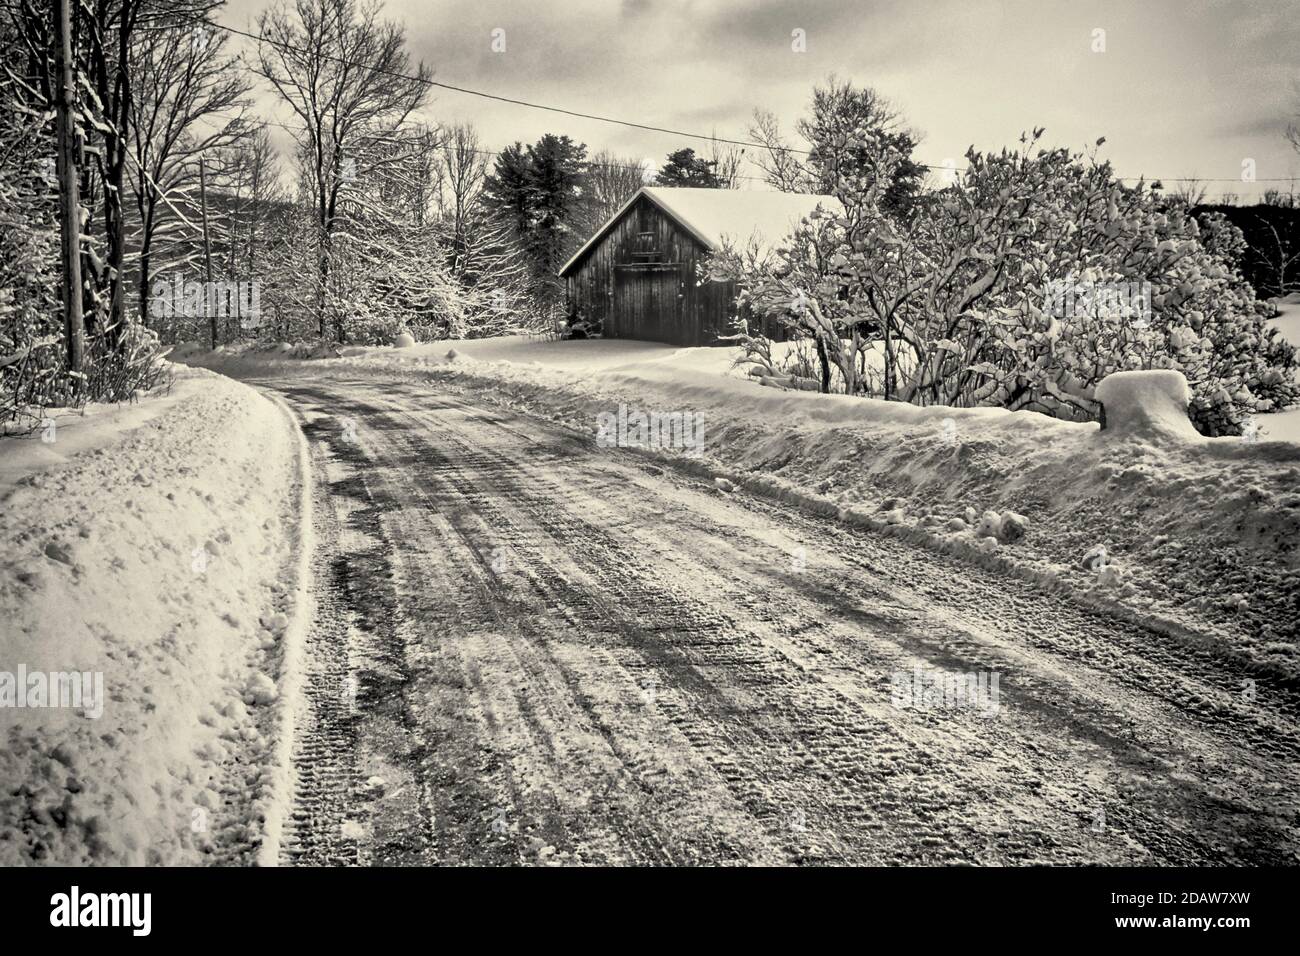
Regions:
[[225, 0, 1300, 200]]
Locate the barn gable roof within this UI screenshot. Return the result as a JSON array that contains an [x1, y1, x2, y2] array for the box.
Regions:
[[558, 186, 841, 277]]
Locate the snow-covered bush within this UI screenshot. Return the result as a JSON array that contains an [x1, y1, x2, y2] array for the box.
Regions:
[[0, 95, 67, 425], [1, 16, 168, 424], [722, 128, 1299, 435]]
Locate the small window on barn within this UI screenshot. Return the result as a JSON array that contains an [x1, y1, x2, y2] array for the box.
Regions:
[[631, 231, 661, 261]]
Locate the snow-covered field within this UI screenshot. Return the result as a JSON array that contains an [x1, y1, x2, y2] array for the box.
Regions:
[[185, 330, 1300, 671], [0, 366, 306, 865]]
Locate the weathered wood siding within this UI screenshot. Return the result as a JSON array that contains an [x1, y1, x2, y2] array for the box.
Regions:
[[564, 194, 738, 346]]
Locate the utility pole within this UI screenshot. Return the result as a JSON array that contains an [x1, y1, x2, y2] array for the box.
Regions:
[[54, 0, 84, 382], [198, 155, 216, 349]]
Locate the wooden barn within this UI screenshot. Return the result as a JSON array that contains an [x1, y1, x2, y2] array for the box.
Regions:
[[558, 186, 841, 346]]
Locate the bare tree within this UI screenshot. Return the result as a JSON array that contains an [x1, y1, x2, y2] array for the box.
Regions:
[[215, 124, 286, 337], [749, 108, 809, 192], [432, 122, 486, 268], [1244, 208, 1300, 298], [128, 2, 251, 324], [1288, 80, 1300, 156], [582, 149, 644, 226], [1262, 187, 1298, 209], [78, 0, 154, 345], [430, 121, 538, 336], [8, 0, 168, 340], [704, 135, 745, 189], [1166, 177, 1210, 207], [1260, 220, 1300, 296], [255, 0, 430, 339]]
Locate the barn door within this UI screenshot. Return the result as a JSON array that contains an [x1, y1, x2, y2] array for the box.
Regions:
[[615, 265, 681, 343]]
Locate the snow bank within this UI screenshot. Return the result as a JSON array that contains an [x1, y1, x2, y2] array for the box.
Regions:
[[0, 366, 303, 865], [1096, 370, 1200, 441]]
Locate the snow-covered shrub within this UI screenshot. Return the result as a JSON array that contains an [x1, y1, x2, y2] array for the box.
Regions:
[[0, 36, 167, 422], [82, 323, 171, 403], [712, 218, 885, 396], [0, 103, 68, 425], [724, 128, 1299, 435]]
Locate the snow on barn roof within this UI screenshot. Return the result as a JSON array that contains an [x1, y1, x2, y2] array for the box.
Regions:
[[558, 186, 842, 276]]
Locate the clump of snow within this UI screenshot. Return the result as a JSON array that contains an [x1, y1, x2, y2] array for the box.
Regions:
[[880, 507, 908, 525], [999, 511, 1029, 542], [1098, 563, 1128, 589], [967, 508, 1029, 544], [0, 366, 300, 864], [1096, 370, 1200, 441], [975, 510, 1002, 539], [392, 332, 415, 348], [1081, 544, 1110, 571], [243, 672, 279, 706]]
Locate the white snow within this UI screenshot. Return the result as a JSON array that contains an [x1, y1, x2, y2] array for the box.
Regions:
[[1095, 369, 1200, 441], [1268, 292, 1300, 342], [1261, 296, 1300, 443], [0, 385, 193, 494], [999, 512, 1029, 542], [975, 510, 1003, 540], [0, 365, 303, 864]]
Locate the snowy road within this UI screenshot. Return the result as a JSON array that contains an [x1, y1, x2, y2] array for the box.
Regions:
[[245, 372, 1297, 866]]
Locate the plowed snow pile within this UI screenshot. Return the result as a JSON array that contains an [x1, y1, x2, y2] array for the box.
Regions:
[[0, 366, 301, 865], [187, 337, 1300, 673]]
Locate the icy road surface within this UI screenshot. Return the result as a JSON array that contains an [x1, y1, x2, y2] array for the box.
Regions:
[[246, 373, 1297, 866]]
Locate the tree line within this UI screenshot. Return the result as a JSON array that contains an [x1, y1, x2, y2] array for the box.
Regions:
[[0, 0, 752, 425], [3, 0, 1296, 438]]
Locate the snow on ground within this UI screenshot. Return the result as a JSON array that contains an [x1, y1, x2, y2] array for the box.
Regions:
[[185, 332, 1300, 673], [1262, 294, 1300, 444], [0, 385, 192, 494], [0, 365, 305, 865]]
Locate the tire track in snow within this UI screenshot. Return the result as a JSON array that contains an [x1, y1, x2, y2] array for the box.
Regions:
[[252, 374, 1298, 866]]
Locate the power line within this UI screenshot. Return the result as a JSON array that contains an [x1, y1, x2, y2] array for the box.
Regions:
[[183, 13, 807, 158], [252, 115, 772, 183], [179, 11, 1300, 188], [253, 114, 1300, 191]]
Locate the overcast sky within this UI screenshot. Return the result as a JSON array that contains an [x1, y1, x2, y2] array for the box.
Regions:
[[221, 0, 1300, 200]]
